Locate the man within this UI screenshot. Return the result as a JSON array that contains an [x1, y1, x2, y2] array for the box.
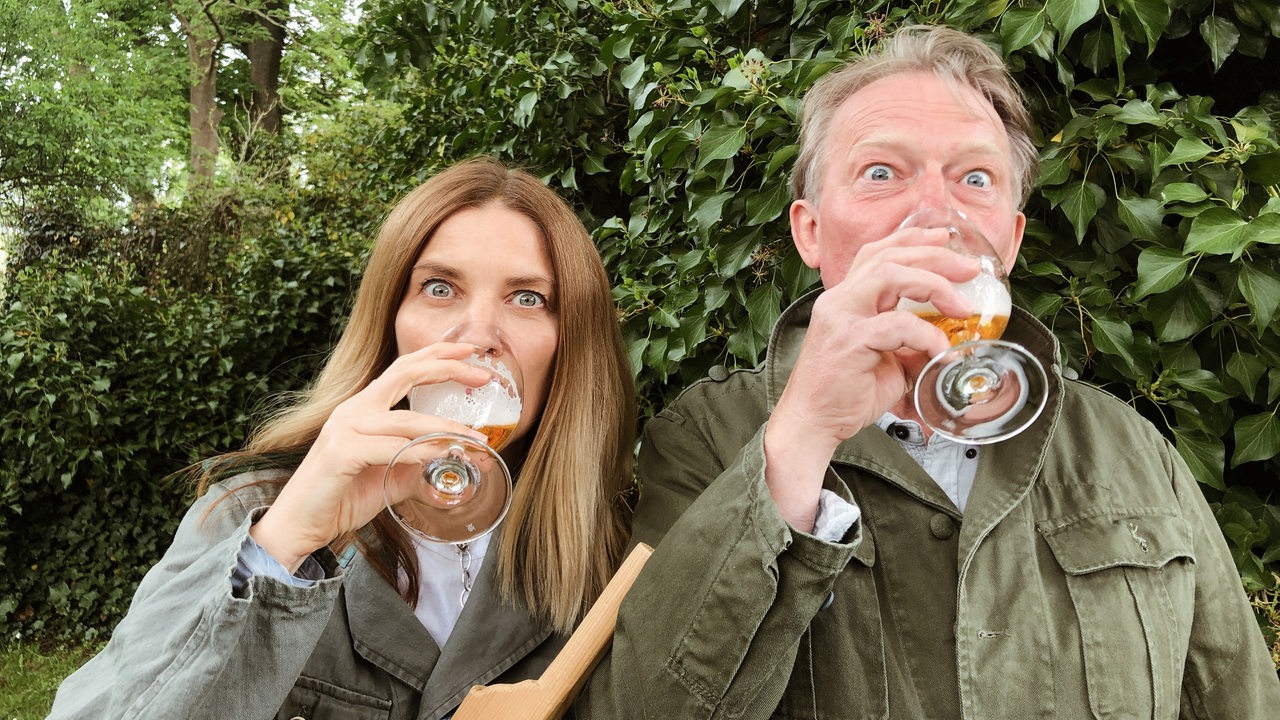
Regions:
[[577, 24, 1280, 718]]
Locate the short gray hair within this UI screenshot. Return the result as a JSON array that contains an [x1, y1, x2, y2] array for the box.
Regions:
[[790, 25, 1039, 207]]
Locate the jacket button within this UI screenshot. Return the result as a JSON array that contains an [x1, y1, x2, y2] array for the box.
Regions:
[[820, 590, 835, 610], [708, 364, 730, 381], [929, 513, 955, 540]]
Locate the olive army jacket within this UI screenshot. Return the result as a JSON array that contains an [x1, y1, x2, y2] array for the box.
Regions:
[[49, 472, 567, 720], [575, 290, 1280, 719]]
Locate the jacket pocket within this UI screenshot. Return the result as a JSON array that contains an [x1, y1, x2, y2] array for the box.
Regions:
[[276, 677, 393, 720], [1039, 513, 1196, 720]]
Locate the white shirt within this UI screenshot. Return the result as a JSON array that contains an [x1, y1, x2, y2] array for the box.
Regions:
[[400, 532, 492, 648], [811, 413, 980, 541]]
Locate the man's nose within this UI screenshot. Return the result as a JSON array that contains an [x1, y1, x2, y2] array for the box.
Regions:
[[914, 170, 952, 209]]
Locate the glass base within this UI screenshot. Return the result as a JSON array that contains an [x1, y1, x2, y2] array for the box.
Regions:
[[383, 432, 513, 544], [915, 340, 1048, 444]]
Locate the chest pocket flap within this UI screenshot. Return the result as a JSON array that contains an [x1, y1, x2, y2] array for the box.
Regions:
[[1039, 512, 1195, 573], [1037, 512, 1197, 719]]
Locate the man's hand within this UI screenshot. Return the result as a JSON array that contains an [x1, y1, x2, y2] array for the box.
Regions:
[[762, 226, 979, 531]]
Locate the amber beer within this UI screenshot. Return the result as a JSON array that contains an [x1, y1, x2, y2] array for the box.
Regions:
[[476, 423, 518, 450], [915, 311, 1009, 346]]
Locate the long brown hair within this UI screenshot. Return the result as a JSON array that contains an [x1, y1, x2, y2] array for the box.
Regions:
[[199, 157, 635, 632]]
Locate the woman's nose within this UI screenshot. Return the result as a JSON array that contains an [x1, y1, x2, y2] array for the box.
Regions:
[[447, 318, 507, 358]]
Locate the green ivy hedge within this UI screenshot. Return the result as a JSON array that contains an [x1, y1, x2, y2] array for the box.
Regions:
[[0, 203, 372, 641], [356, 0, 1280, 593]]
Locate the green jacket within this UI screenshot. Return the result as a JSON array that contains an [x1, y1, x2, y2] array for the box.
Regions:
[[577, 291, 1279, 719], [49, 472, 567, 720]]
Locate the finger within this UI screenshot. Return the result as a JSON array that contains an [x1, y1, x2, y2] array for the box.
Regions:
[[354, 409, 487, 444], [339, 353, 492, 417]]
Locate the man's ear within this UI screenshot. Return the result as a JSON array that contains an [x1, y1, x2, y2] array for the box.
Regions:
[[1004, 210, 1026, 270], [790, 199, 822, 269]]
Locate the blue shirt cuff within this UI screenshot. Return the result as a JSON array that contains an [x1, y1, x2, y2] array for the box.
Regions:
[[231, 530, 326, 595]]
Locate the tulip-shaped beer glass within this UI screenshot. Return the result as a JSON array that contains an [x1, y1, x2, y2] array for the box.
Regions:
[[383, 322, 521, 543], [896, 207, 1047, 444]]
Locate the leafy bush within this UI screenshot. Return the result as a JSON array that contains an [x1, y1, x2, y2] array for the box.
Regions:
[[356, 0, 1280, 589], [0, 200, 371, 641]]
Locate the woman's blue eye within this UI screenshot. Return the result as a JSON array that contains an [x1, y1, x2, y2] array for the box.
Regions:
[[424, 280, 452, 298], [864, 165, 894, 181], [964, 170, 991, 188], [514, 290, 546, 308]]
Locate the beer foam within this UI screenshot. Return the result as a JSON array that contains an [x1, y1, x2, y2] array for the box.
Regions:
[[410, 355, 522, 428], [959, 272, 1011, 321]]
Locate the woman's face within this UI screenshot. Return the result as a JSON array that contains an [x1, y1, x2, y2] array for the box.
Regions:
[[394, 202, 559, 446]]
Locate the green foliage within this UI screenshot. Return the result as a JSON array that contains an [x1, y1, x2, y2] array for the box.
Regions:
[[0, 0, 188, 211], [0, 187, 375, 642], [355, 0, 1280, 589]]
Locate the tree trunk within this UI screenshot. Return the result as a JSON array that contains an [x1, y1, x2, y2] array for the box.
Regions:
[[186, 28, 222, 196], [244, 0, 285, 135]]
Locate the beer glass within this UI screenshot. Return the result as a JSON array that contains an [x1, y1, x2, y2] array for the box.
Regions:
[[896, 207, 1047, 444], [382, 322, 521, 544]]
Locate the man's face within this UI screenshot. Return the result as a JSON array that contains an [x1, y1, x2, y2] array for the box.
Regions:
[[790, 71, 1026, 287]]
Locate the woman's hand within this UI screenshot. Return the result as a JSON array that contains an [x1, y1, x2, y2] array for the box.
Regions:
[[249, 342, 491, 572]]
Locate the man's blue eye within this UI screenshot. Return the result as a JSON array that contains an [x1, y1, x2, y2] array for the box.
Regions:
[[964, 171, 991, 188], [865, 165, 893, 181]]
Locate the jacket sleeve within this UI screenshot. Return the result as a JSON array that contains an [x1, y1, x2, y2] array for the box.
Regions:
[[1173, 449, 1280, 717], [575, 400, 860, 719], [47, 474, 345, 720]]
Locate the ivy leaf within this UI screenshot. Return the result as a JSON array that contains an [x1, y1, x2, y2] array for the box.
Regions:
[[727, 283, 781, 364], [690, 191, 731, 234], [1116, 196, 1164, 240], [1172, 428, 1226, 490], [1226, 352, 1266, 396], [514, 91, 539, 127], [1186, 208, 1280, 259], [1160, 183, 1210, 204], [1054, 180, 1104, 242], [1159, 137, 1215, 168], [620, 55, 647, 90], [745, 182, 791, 226], [1199, 15, 1240, 71], [696, 125, 747, 169], [1171, 369, 1232, 403], [1133, 247, 1189, 299], [1046, 0, 1101, 48], [1243, 151, 1280, 185], [1147, 282, 1213, 342], [1233, 413, 1280, 467], [1237, 264, 1280, 333], [710, 0, 747, 18], [1116, 0, 1172, 51], [651, 305, 680, 329], [1115, 100, 1163, 126], [1090, 315, 1139, 374], [1000, 8, 1047, 53]]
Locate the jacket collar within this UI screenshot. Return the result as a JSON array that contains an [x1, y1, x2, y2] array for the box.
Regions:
[[343, 536, 553, 719], [762, 289, 1066, 556]]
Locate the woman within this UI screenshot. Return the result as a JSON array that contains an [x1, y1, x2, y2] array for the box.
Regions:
[[49, 157, 636, 720]]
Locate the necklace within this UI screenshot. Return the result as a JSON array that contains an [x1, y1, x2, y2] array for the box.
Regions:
[[414, 539, 477, 609], [457, 542, 473, 608]]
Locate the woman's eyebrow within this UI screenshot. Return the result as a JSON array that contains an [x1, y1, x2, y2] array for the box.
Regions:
[[408, 261, 460, 278]]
